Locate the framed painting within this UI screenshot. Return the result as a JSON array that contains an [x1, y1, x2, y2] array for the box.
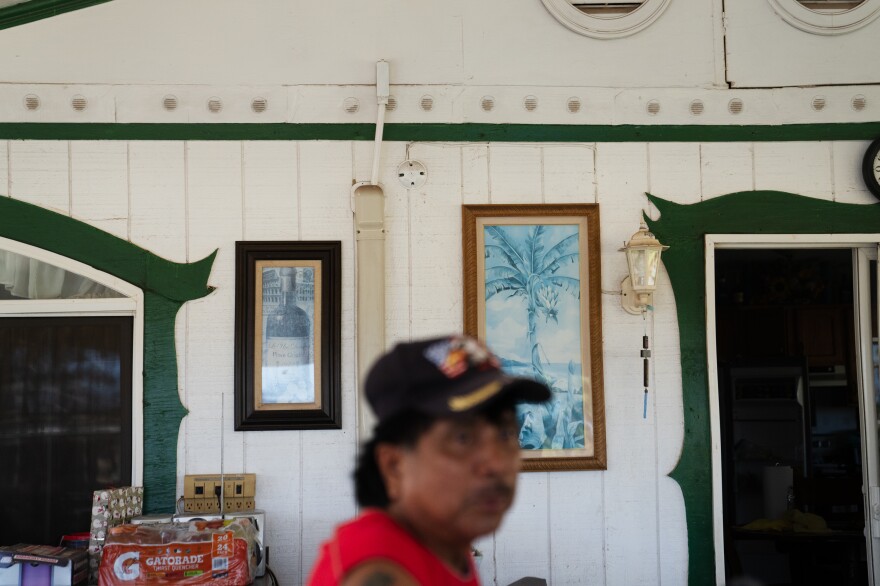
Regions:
[[234, 241, 341, 430], [462, 204, 606, 470]]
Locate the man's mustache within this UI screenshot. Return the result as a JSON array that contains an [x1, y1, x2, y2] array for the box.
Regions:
[[474, 482, 515, 500]]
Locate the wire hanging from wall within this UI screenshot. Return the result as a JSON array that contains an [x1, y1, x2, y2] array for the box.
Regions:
[[641, 310, 651, 419]]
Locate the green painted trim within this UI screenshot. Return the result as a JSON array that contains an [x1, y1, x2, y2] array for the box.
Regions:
[[0, 122, 878, 142], [0, 0, 114, 31], [0, 196, 215, 513], [0, 197, 215, 302], [142, 293, 189, 514], [647, 191, 880, 586]]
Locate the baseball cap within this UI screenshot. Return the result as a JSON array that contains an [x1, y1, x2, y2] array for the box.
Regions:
[[365, 334, 551, 424]]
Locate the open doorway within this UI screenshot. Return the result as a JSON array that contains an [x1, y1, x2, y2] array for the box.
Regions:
[[715, 248, 868, 585]]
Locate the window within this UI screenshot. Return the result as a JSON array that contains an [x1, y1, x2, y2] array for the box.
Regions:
[[0, 239, 143, 546], [798, 0, 864, 12], [570, 0, 645, 16], [540, 0, 671, 39], [768, 0, 880, 33]]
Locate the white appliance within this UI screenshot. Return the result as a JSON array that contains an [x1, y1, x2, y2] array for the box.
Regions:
[[223, 510, 266, 577], [171, 513, 223, 523]]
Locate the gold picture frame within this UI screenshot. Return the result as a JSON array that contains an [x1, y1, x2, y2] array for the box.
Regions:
[[463, 204, 606, 471]]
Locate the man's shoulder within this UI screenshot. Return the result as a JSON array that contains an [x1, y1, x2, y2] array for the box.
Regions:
[[310, 510, 479, 586], [338, 559, 420, 586]]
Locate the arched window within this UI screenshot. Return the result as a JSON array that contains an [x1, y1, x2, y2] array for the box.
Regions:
[[0, 237, 144, 545]]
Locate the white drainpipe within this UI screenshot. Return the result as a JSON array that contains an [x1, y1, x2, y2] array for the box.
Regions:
[[352, 60, 389, 440]]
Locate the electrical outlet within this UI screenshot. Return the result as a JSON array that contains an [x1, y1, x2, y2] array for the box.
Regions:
[[183, 474, 256, 513]]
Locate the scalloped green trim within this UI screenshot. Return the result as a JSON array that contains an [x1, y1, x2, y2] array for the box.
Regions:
[[0, 0, 114, 31], [647, 191, 880, 585], [0, 196, 215, 513]]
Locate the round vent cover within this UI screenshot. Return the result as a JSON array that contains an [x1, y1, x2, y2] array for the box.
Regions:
[[481, 96, 495, 112], [728, 98, 744, 115], [23, 94, 40, 111], [420, 95, 434, 112], [397, 160, 428, 189], [689, 100, 705, 116], [251, 97, 268, 113], [386, 96, 397, 111], [852, 95, 867, 112], [163, 95, 179, 111], [207, 97, 223, 113], [523, 95, 538, 112], [811, 96, 827, 111], [71, 95, 87, 111], [343, 97, 359, 114], [646, 100, 661, 115], [567, 97, 582, 113]]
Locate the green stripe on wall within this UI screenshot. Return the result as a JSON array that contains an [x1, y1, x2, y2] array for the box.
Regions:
[[0, 0, 114, 30], [0, 122, 878, 142], [647, 191, 880, 586]]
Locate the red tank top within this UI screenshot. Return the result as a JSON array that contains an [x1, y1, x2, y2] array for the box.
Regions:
[[307, 509, 480, 586]]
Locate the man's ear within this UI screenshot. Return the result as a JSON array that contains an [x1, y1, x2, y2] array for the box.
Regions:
[[375, 443, 404, 501]]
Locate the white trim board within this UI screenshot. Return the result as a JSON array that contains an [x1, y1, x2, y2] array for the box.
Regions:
[[0, 235, 145, 487], [704, 232, 880, 584]]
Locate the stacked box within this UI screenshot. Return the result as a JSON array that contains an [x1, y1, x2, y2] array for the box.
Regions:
[[88, 487, 144, 585], [0, 544, 89, 586]]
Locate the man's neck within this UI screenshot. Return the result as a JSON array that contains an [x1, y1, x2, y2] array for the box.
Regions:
[[385, 508, 472, 575]]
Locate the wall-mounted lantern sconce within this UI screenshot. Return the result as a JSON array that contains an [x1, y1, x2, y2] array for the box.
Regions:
[[620, 220, 669, 315]]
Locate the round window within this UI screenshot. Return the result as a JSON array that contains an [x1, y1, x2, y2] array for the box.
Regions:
[[767, 0, 880, 34], [540, 0, 672, 39]]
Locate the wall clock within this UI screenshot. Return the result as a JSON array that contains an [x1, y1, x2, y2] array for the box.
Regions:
[[864, 137, 880, 199]]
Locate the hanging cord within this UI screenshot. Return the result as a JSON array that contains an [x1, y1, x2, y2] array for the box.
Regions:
[[641, 310, 651, 419]]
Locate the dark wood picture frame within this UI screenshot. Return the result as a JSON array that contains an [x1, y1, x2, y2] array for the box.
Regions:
[[463, 204, 606, 471], [234, 241, 341, 430]]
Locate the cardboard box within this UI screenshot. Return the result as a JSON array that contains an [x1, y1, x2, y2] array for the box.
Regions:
[[0, 545, 88, 586]]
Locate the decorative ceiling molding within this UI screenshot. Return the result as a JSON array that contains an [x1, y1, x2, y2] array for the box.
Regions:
[[0, 84, 878, 126]]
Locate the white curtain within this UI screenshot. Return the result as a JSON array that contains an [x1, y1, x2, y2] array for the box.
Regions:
[[0, 250, 121, 299]]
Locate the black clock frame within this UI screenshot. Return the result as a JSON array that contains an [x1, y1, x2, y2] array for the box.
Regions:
[[863, 137, 880, 199]]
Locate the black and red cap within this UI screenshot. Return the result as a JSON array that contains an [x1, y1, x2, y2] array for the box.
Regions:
[[365, 334, 551, 424]]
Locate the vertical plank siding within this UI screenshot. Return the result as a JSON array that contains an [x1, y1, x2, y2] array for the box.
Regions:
[[1, 138, 875, 585]]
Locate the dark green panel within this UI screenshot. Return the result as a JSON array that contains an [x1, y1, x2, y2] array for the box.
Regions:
[[647, 191, 880, 586], [0, 195, 215, 513], [0, 0, 114, 30], [142, 293, 188, 513], [0, 121, 878, 142]]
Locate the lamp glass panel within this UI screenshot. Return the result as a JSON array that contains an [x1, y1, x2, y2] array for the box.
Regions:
[[627, 247, 662, 291]]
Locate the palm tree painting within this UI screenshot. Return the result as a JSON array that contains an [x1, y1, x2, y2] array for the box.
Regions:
[[483, 222, 591, 453]]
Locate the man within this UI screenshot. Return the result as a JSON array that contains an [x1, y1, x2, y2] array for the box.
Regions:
[[307, 334, 551, 586]]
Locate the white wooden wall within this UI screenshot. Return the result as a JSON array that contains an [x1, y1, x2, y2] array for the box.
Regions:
[[2, 0, 879, 90], [0, 138, 875, 584]]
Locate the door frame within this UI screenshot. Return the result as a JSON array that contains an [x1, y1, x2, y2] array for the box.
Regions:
[[0, 235, 145, 485], [705, 233, 879, 584]]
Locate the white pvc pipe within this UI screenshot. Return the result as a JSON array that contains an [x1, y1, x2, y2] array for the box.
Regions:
[[371, 60, 390, 186], [370, 105, 385, 186]]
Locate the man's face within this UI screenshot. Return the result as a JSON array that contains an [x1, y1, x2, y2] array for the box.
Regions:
[[382, 409, 521, 546]]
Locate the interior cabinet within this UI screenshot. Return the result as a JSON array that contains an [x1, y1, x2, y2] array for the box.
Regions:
[[794, 306, 849, 368], [717, 305, 851, 371]]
